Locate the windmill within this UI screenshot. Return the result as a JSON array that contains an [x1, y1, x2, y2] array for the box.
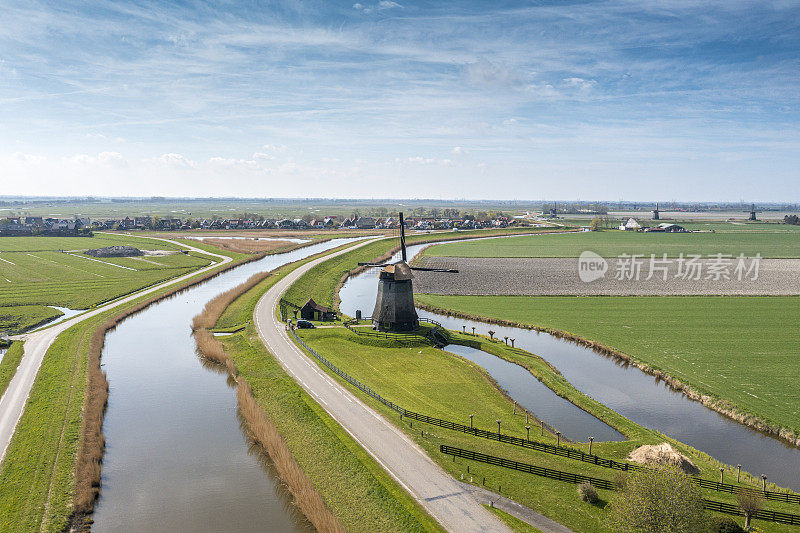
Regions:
[[652, 202, 660, 220], [358, 212, 458, 332], [748, 203, 758, 221]]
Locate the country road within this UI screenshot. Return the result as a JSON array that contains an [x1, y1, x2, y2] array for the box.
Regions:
[[253, 239, 512, 533], [0, 237, 231, 462]]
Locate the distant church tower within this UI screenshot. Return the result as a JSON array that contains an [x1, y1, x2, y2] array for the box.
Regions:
[[748, 204, 757, 221], [652, 203, 660, 220]]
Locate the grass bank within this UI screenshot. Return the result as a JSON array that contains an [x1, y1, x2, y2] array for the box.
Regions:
[[194, 260, 444, 532], [414, 294, 800, 447], [0, 341, 24, 398]]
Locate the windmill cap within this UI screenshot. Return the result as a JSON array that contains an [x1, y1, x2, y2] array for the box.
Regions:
[[380, 261, 414, 280]]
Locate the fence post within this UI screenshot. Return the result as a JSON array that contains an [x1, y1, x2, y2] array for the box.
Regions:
[[526, 426, 530, 441], [737, 464, 741, 483], [469, 414, 474, 429], [497, 420, 501, 435], [762, 474, 767, 492], [556, 432, 561, 447], [541, 420, 544, 436], [589, 436, 594, 455], [513, 401, 516, 415], [719, 468, 724, 485]]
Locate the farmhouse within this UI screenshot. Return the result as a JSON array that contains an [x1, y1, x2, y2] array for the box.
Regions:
[[645, 223, 687, 233], [300, 298, 337, 321], [619, 218, 641, 231]]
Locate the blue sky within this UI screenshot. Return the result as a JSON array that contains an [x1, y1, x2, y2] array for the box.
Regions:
[[1, 0, 798, 200]]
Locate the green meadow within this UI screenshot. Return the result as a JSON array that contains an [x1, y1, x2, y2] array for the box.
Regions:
[[422, 230, 800, 258], [0, 234, 218, 331]]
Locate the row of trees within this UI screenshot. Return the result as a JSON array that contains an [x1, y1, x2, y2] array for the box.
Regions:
[[784, 215, 799, 225]]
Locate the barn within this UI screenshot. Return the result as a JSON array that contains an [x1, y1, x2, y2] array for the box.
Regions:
[[300, 299, 337, 321]]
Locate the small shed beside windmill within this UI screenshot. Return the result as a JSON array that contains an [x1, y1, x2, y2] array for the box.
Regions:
[[300, 299, 337, 322]]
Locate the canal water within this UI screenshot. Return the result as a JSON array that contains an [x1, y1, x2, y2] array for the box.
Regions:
[[339, 242, 800, 491], [92, 238, 362, 533]]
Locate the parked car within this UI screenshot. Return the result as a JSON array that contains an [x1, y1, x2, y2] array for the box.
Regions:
[[296, 320, 315, 329]]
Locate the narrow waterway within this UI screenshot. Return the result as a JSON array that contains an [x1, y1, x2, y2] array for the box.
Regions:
[[339, 241, 800, 491], [29, 306, 83, 332], [92, 238, 363, 533], [445, 344, 622, 442]]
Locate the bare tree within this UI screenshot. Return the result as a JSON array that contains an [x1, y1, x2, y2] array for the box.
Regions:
[[736, 490, 764, 530]]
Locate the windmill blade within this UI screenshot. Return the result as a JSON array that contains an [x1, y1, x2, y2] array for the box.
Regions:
[[409, 266, 459, 273], [357, 262, 390, 267]]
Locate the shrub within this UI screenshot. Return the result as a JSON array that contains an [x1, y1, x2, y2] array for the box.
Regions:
[[577, 482, 599, 503], [709, 516, 745, 533], [606, 467, 707, 532]]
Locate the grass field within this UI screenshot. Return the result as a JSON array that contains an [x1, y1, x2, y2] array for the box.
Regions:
[[422, 230, 800, 258], [415, 294, 800, 440], [0, 305, 64, 334], [0, 248, 216, 309], [0, 233, 181, 252]]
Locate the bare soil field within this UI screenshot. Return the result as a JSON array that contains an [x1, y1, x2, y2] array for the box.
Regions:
[[414, 257, 800, 295]]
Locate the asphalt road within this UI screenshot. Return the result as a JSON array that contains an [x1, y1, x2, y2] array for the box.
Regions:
[[253, 240, 512, 533], [0, 238, 231, 462]]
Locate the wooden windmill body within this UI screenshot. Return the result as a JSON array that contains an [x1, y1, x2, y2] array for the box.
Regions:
[[358, 212, 457, 332]]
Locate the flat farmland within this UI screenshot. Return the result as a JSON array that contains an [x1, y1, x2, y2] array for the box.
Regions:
[[0, 233, 179, 252], [0, 250, 213, 309], [422, 230, 800, 258]]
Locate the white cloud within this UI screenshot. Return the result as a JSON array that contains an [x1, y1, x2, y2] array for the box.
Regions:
[[562, 77, 597, 90], [465, 59, 524, 88], [98, 151, 127, 166], [147, 153, 196, 169], [451, 146, 468, 155], [353, 1, 402, 14], [395, 156, 454, 166]]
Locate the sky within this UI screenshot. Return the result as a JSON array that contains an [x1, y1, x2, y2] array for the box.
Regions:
[[0, 0, 798, 201]]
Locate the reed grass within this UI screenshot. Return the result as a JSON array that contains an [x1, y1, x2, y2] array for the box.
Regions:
[[202, 238, 303, 255], [191, 271, 271, 331], [191, 275, 345, 532]]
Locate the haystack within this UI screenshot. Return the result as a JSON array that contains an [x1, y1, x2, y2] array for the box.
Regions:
[[628, 443, 700, 475]]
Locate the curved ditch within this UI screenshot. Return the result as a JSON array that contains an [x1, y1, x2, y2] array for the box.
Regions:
[[91, 238, 363, 532], [339, 241, 800, 491]]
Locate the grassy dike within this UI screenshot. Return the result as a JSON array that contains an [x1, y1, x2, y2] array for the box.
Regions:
[[0, 341, 25, 398], [0, 247, 262, 532], [272, 232, 798, 531], [201, 259, 446, 532]]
